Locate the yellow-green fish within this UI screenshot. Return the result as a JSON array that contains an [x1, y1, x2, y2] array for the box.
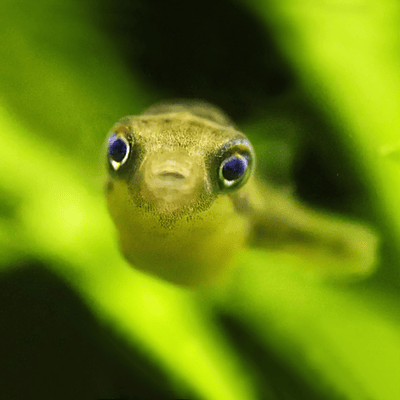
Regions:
[[105, 101, 378, 286]]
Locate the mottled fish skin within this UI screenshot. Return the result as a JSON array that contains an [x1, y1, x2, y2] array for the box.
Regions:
[[105, 100, 378, 286]]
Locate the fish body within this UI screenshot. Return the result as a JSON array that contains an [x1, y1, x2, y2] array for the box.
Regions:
[[105, 101, 377, 286]]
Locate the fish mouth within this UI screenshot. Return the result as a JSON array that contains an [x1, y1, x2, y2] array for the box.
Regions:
[[159, 171, 186, 180]]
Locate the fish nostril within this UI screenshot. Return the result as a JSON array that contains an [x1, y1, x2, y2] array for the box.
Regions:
[[159, 171, 186, 180]]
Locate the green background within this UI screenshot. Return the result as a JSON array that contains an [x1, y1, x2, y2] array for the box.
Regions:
[[1, 0, 400, 399]]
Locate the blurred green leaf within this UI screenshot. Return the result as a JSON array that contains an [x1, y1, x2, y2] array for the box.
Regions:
[[242, 0, 400, 244], [217, 250, 400, 399]]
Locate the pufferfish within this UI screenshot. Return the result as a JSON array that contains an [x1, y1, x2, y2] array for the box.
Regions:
[[104, 100, 378, 286]]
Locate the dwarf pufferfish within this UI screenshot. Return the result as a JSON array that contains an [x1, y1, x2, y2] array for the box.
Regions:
[[104, 100, 378, 286]]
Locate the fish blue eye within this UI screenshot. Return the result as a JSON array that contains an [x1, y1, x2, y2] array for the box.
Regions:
[[108, 134, 130, 169], [221, 155, 248, 181], [109, 137, 127, 162], [217, 140, 255, 191]]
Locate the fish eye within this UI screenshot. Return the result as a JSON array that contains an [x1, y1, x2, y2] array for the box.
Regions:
[[220, 154, 248, 182], [108, 134, 130, 170], [217, 140, 254, 191]]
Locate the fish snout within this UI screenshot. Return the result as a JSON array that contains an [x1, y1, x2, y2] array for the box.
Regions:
[[141, 153, 204, 209]]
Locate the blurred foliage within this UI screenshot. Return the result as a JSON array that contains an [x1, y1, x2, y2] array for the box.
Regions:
[[1, 0, 400, 399]]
